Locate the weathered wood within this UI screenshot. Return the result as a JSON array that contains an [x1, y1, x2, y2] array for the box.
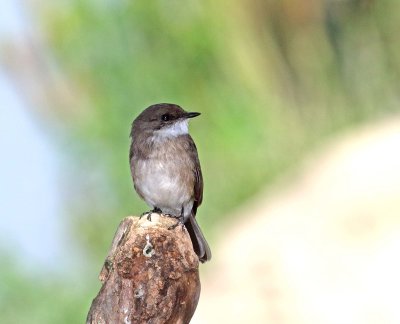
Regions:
[[86, 214, 200, 324]]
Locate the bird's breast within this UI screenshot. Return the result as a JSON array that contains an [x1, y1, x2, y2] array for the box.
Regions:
[[131, 142, 194, 216]]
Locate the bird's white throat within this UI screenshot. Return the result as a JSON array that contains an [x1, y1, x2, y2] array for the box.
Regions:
[[155, 119, 189, 138]]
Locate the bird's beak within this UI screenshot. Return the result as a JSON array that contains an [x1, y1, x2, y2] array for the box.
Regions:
[[185, 112, 201, 119]]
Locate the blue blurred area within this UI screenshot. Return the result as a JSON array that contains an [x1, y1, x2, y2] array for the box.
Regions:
[[0, 1, 65, 271], [0, 71, 64, 270], [0, 1, 26, 40], [0, 5, 92, 322]]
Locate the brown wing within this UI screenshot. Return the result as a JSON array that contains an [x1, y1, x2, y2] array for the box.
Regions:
[[187, 135, 203, 216]]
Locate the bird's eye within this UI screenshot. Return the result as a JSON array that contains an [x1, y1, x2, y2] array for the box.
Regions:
[[161, 114, 171, 121]]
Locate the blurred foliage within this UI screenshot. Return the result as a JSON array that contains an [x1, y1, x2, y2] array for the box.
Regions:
[[0, 254, 90, 323], [6, 0, 400, 322], [38, 0, 400, 258]]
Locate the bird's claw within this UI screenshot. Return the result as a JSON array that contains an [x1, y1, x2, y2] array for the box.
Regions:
[[139, 207, 162, 221], [168, 215, 185, 230]]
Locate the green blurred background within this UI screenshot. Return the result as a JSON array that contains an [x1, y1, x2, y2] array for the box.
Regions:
[[1, 0, 399, 322]]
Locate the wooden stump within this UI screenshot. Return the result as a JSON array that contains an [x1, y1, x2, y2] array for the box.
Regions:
[[86, 214, 200, 324]]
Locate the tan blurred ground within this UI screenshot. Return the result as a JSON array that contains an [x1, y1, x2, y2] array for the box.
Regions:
[[193, 116, 400, 324]]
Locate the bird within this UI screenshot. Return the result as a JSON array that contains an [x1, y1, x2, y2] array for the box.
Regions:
[[129, 103, 211, 263]]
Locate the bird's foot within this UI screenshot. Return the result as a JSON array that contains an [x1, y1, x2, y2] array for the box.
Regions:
[[140, 207, 162, 221], [168, 215, 185, 230]]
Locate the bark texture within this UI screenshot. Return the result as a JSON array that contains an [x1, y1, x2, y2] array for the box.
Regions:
[[86, 214, 200, 324]]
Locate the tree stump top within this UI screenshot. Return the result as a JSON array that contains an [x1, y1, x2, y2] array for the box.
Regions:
[[87, 214, 200, 324]]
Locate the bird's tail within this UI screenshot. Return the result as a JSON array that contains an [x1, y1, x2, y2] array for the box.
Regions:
[[185, 215, 212, 263]]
